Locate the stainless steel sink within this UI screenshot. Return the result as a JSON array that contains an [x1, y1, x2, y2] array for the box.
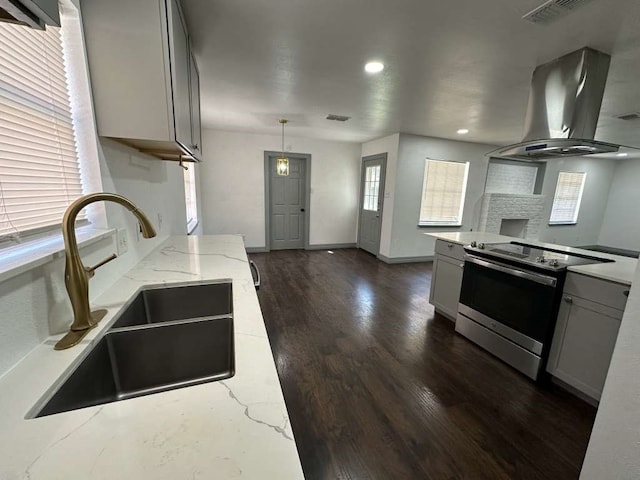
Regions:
[[33, 282, 235, 418], [110, 282, 232, 329]]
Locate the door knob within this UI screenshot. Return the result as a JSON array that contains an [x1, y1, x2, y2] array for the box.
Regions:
[[300, 208, 305, 212]]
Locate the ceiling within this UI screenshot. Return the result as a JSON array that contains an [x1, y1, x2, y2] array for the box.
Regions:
[[182, 0, 640, 149]]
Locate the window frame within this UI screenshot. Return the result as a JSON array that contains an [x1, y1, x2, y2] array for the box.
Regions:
[[362, 163, 382, 212], [418, 158, 470, 227], [184, 163, 198, 234], [548, 171, 587, 226]]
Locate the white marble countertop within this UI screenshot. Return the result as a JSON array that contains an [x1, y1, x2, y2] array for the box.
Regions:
[[426, 232, 637, 285], [0, 235, 304, 480], [425, 231, 514, 246]]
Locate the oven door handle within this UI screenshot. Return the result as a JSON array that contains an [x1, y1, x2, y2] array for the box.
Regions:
[[464, 255, 557, 287]]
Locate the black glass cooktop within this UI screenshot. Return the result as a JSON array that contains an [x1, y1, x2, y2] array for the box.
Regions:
[[465, 241, 614, 271]]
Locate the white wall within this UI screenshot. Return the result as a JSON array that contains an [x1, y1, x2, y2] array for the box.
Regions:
[[390, 134, 496, 259], [199, 129, 361, 249], [361, 134, 400, 258], [598, 159, 640, 250], [580, 261, 640, 479], [359, 133, 622, 258], [485, 163, 537, 194], [0, 141, 186, 377], [537, 157, 617, 246]]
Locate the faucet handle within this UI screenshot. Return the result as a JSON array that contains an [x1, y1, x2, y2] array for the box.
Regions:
[[85, 253, 117, 277]]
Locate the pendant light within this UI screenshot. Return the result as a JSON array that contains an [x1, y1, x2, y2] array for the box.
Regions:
[[277, 119, 289, 176]]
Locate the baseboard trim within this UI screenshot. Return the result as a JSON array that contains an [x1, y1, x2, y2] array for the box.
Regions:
[[434, 308, 456, 322], [246, 244, 357, 253], [550, 376, 599, 407], [306, 243, 357, 251], [378, 254, 434, 264]]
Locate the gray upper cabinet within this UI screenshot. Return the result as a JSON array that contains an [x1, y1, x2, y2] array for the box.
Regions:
[[189, 51, 202, 160], [81, 0, 202, 162], [167, 0, 191, 154], [0, 0, 60, 30]]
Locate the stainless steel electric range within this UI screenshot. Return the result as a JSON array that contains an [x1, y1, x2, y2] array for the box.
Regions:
[[456, 241, 613, 381]]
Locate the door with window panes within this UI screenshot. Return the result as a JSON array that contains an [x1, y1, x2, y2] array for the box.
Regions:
[[358, 154, 386, 255]]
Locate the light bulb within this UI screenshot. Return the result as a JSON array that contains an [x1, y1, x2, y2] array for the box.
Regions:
[[365, 62, 384, 74]]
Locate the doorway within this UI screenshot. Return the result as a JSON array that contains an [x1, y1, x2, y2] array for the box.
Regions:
[[358, 153, 387, 256], [264, 151, 311, 250]]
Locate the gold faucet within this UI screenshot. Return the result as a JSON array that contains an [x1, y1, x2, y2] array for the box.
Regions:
[[55, 193, 157, 350]]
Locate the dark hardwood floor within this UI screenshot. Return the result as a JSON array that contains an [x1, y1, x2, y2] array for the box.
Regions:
[[250, 248, 597, 480]]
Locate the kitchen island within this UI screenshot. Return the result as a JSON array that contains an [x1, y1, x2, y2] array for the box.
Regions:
[[427, 231, 637, 284], [0, 235, 304, 480], [426, 231, 636, 403]]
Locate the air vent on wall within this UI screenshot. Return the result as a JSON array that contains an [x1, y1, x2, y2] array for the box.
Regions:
[[522, 0, 594, 25], [326, 114, 351, 122], [616, 112, 640, 121]]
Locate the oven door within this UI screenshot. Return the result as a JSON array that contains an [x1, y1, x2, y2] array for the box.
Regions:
[[459, 255, 559, 352]]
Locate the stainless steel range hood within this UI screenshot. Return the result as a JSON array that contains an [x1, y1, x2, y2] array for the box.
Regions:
[[489, 47, 620, 161]]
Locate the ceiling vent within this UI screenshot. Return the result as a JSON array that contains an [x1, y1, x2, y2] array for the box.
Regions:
[[616, 112, 640, 121], [326, 114, 351, 122], [522, 0, 594, 25]]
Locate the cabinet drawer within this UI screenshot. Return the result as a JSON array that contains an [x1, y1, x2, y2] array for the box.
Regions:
[[435, 239, 465, 261], [563, 273, 629, 311]]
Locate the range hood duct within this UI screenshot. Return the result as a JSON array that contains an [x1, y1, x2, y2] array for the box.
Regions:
[[489, 47, 620, 161]]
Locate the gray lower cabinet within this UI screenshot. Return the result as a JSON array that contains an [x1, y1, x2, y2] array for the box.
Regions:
[[429, 240, 465, 321], [547, 273, 629, 402]]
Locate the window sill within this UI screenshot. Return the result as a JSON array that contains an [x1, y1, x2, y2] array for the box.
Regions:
[[417, 224, 463, 228], [548, 222, 578, 226], [0, 227, 116, 284], [187, 220, 199, 235]]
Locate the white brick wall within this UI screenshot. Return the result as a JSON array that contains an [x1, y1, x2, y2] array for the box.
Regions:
[[478, 193, 545, 240], [485, 163, 537, 195]]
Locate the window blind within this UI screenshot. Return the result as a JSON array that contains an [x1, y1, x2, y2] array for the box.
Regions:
[[184, 165, 198, 233], [549, 171, 586, 225], [0, 22, 83, 239], [419, 159, 469, 226]]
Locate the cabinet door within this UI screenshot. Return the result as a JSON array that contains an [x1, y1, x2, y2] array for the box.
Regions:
[[189, 51, 202, 160], [167, 0, 191, 151], [547, 295, 623, 401], [24, 0, 60, 26], [429, 255, 464, 321]]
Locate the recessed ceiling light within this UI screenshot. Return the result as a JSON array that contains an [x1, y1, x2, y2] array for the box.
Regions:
[[616, 152, 629, 157], [457, 128, 469, 135], [365, 62, 384, 74]]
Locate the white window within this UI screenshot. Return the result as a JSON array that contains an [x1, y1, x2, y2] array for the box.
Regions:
[[549, 171, 586, 225], [363, 164, 381, 211], [419, 159, 469, 226], [184, 164, 198, 233], [0, 21, 83, 241]]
